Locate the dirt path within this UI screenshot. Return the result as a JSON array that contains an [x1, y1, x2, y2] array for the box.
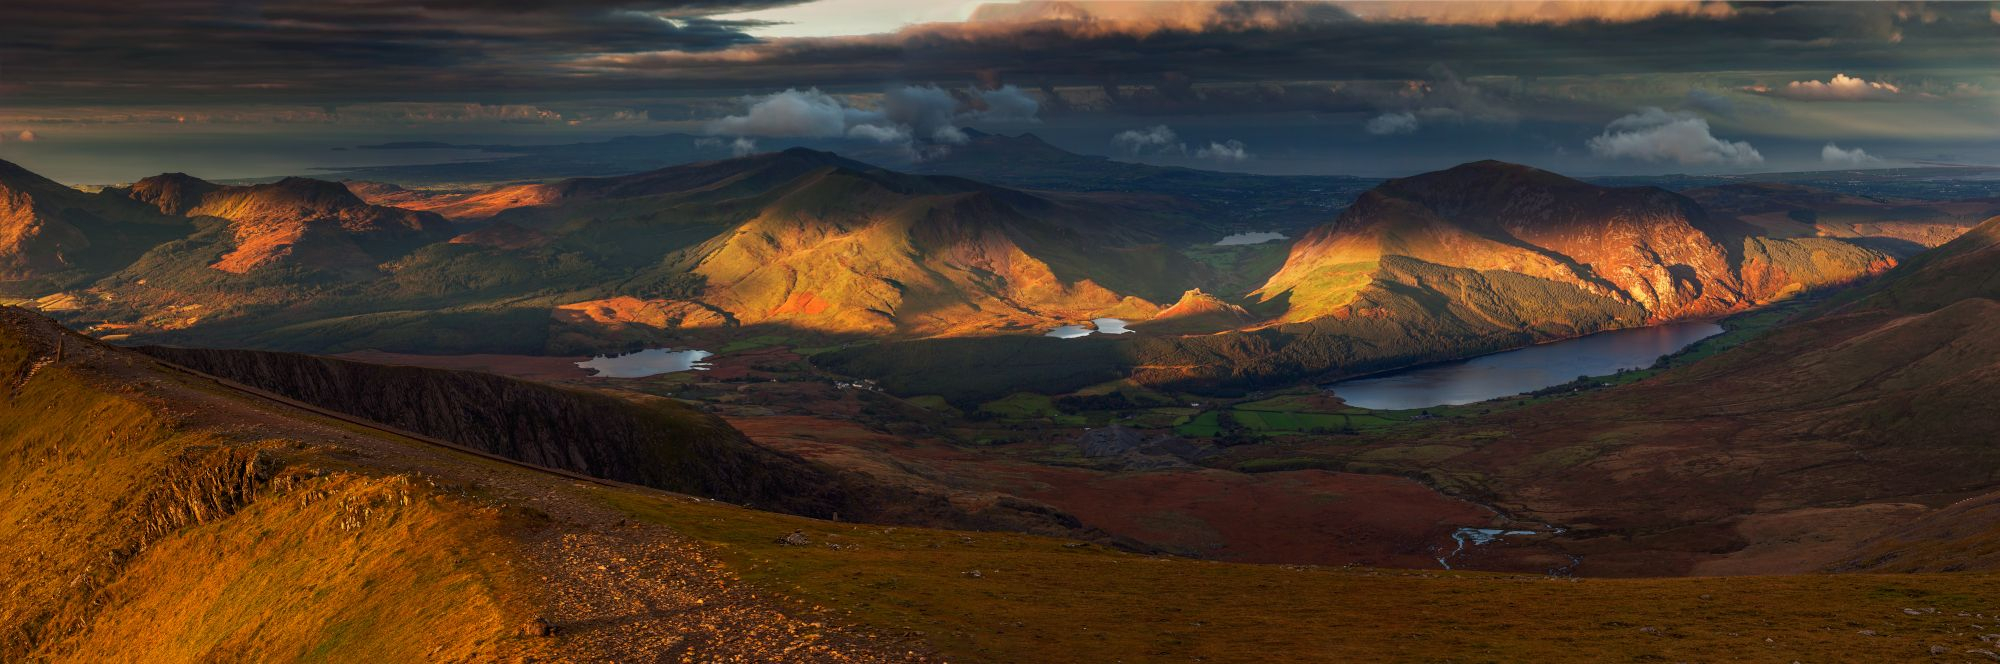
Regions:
[[17, 313, 928, 662]]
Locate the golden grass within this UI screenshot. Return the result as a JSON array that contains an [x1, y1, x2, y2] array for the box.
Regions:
[[0, 336, 536, 662], [602, 489, 2000, 663], [55, 472, 524, 662]]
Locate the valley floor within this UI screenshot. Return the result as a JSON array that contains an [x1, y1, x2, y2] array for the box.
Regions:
[[13, 308, 2000, 662]]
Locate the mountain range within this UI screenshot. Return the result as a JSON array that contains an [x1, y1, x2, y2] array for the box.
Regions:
[[819, 160, 1940, 399], [7, 143, 2000, 661], [7, 205, 2000, 657], [0, 151, 1981, 397]]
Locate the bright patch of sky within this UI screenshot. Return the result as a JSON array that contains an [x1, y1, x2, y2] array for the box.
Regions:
[[713, 0, 986, 38]]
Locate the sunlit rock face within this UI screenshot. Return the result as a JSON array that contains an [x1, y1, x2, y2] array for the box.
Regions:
[[132, 176, 448, 274], [1256, 160, 1895, 326]]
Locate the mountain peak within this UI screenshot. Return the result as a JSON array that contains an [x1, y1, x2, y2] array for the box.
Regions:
[[1416, 160, 1580, 188], [261, 177, 369, 207], [127, 172, 221, 215], [1156, 288, 1252, 319], [1360, 159, 1679, 224]]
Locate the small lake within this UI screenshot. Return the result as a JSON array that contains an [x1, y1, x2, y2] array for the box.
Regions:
[[1046, 318, 1132, 339], [576, 348, 713, 378], [1325, 322, 1724, 410], [1215, 231, 1288, 246]]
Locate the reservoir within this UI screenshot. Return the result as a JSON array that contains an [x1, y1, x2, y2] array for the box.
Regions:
[[1046, 318, 1132, 339], [576, 348, 714, 378], [1326, 322, 1724, 410]]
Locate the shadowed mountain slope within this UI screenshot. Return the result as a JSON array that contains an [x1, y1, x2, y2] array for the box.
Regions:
[[0, 160, 191, 290]]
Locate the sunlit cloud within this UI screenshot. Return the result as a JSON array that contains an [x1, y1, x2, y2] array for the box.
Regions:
[[1587, 107, 1762, 166], [1821, 143, 1881, 166], [715, 0, 1736, 41], [1748, 74, 1902, 101], [1335, 0, 1733, 26]]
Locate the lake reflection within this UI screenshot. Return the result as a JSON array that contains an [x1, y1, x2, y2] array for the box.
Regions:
[[1326, 322, 1723, 410], [1046, 318, 1132, 339], [576, 348, 714, 378]]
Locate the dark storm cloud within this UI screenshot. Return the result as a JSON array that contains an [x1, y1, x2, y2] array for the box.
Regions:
[[4, 0, 1996, 154], [568, 1, 1999, 115], [0, 0, 798, 104], [10, 0, 1992, 110]]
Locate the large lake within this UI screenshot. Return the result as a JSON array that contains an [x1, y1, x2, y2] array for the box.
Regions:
[[1325, 322, 1724, 410]]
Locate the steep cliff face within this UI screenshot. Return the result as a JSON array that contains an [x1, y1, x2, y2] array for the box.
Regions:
[[139, 345, 788, 498], [1256, 161, 1892, 325], [134, 345, 1089, 535]]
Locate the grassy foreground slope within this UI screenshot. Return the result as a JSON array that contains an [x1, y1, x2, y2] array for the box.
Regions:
[[7, 308, 2000, 661], [0, 313, 518, 660], [0, 308, 912, 662]]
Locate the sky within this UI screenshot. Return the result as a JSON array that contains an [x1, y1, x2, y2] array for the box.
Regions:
[[2, 1, 1998, 183]]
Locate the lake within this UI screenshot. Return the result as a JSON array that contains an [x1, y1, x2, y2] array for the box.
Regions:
[[575, 348, 714, 378], [1215, 231, 1288, 246], [1046, 318, 1132, 339], [1325, 322, 1724, 410]]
